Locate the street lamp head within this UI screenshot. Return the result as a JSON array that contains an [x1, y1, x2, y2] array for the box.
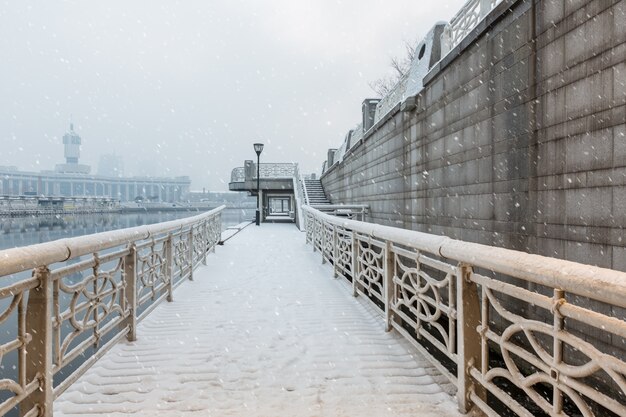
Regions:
[[254, 143, 264, 156]]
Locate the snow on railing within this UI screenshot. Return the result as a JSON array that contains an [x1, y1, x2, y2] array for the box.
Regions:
[[441, 0, 502, 56], [302, 205, 626, 417], [0, 206, 224, 416]]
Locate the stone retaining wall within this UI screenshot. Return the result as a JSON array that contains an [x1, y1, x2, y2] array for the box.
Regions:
[[322, 0, 626, 272]]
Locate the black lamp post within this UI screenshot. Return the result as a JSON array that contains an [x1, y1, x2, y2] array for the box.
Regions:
[[254, 143, 264, 226]]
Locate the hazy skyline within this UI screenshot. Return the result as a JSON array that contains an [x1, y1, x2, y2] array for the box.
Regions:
[[1, 0, 467, 191]]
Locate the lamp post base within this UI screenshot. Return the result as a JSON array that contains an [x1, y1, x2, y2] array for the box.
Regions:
[[256, 209, 260, 226]]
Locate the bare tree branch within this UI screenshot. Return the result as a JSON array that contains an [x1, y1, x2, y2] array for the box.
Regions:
[[369, 37, 420, 97]]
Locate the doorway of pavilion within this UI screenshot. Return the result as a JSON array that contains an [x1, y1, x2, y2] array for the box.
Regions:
[[265, 195, 294, 222]]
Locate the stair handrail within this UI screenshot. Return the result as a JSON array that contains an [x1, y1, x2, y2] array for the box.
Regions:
[[292, 164, 306, 231], [301, 174, 311, 205]]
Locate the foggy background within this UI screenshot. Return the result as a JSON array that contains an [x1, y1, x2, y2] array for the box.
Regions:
[[0, 0, 466, 191]]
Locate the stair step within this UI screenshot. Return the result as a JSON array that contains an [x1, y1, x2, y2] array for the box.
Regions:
[[303, 179, 331, 205]]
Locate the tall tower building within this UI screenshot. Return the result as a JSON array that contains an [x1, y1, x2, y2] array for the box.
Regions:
[[55, 123, 91, 174]]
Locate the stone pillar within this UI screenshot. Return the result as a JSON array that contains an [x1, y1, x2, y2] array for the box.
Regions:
[[244, 160, 254, 181], [327, 149, 337, 167], [362, 98, 380, 132]]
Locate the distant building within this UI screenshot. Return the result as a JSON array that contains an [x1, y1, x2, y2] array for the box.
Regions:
[[0, 124, 190, 202], [55, 124, 91, 174], [98, 153, 124, 177]]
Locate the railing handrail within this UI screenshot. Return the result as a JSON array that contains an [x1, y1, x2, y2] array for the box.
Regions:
[[301, 205, 626, 308], [0, 205, 226, 277], [310, 204, 368, 210], [300, 174, 310, 205], [259, 162, 296, 167]]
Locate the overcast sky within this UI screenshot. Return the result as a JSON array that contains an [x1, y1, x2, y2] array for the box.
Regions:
[[0, 0, 467, 191]]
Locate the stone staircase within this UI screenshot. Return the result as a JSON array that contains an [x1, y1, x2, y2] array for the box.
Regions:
[[303, 179, 331, 206]]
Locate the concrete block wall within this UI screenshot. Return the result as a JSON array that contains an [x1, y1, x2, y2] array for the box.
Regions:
[[322, 0, 626, 273]]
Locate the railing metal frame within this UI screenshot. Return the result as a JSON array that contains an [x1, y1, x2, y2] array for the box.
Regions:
[[0, 206, 224, 417], [303, 205, 626, 416]]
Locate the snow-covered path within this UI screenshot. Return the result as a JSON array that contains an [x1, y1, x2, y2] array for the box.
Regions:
[[55, 223, 461, 417]]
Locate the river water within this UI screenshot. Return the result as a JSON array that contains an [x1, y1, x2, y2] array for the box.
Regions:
[[0, 207, 254, 251]]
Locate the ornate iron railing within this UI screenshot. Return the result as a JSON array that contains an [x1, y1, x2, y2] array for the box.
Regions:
[[303, 205, 626, 417], [0, 206, 223, 416], [441, 0, 503, 56]]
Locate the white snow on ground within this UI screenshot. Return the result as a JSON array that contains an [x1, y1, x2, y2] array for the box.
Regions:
[[55, 223, 461, 417]]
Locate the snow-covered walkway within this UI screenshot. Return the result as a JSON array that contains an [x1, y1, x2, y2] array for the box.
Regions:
[[55, 223, 461, 417]]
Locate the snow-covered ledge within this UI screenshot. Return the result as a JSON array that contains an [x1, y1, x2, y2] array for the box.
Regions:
[[302, 204, 626, 417]]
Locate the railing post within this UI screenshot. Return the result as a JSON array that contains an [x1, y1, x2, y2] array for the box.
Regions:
[[166, 234, 173, 302], [456, 263, 484, 413], [124, 244, 137, 342], [202, 220, 208, 265], [312, 217, 317, 252], [22, 266, 53, 417], [384, 241, 395, 332], [321, 221, 327, 264], [188, 228, 194, 281], [552, 289, 565, 414], [351, 232, 358, 297], [332, 225, 338, 278], [212, 214, 219, 253]]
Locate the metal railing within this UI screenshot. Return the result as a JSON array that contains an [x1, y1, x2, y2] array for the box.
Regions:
[[302, 205, 626, 417], [0, 206, 224, 416], [441, 0, 503, 56]]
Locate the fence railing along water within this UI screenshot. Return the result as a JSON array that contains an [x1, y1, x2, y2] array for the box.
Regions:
[[302, 205, 626, 417], [0, 206, 224, 417]]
